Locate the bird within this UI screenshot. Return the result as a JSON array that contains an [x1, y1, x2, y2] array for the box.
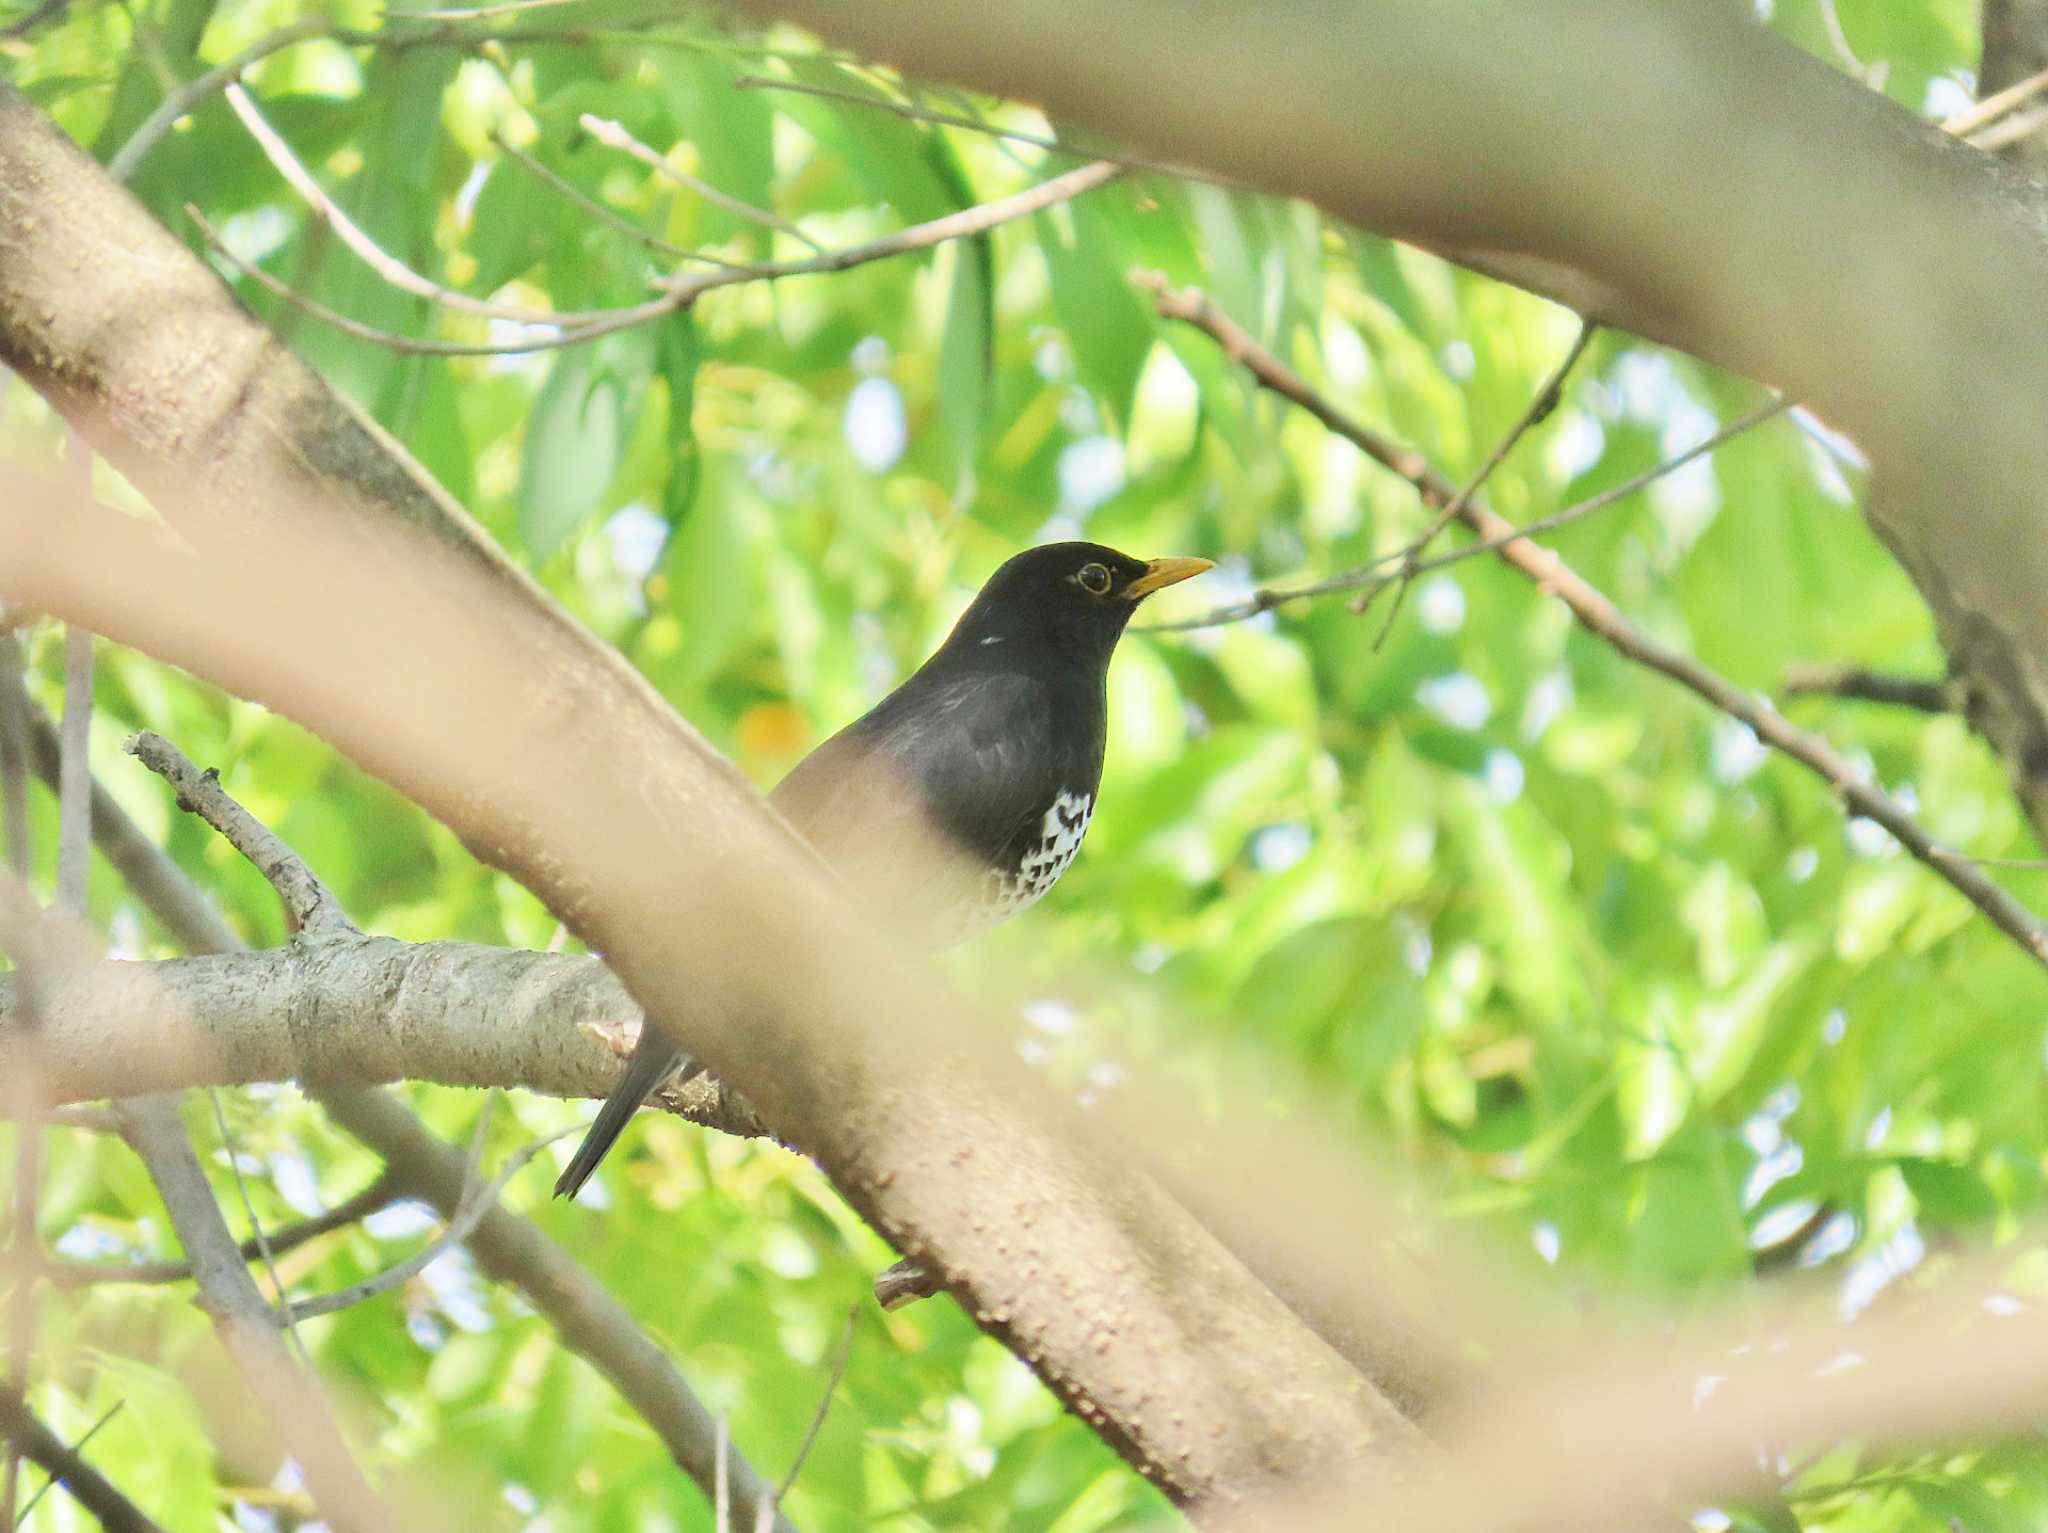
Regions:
[[552, 541, 1211, 1200]]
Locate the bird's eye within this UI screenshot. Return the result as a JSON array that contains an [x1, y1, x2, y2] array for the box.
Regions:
[[1076, 562, 1112, 596]]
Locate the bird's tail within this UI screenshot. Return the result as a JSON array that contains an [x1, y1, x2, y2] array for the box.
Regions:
[[553, 1034, 697, 1201]]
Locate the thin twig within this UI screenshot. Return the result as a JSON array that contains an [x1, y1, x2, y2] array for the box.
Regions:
[[45, 1170, 401, 1287], [1143, 278, 2048, 974], [772, 1309, 856, 1507], [12, 1398, 124, 1524], [194, 158, 1122, 358], [225, 83, 614, 327], [207, 1088, 310, 1363], [1944, 61, 2048, 138], [0, 1387, 163, 1533], [283, 1122, 578, 1322], [1152, 383, 1789, 630], [1781, 664, 1955, 714], [1368, 317, 1598, 644], [125, 731, 356, 937], [107, 20, 328, 182], [488, 130, 704, 263], [580, 114, 824, 252]]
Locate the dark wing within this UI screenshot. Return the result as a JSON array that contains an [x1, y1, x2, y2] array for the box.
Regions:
[[770, 670, 1065, 941]]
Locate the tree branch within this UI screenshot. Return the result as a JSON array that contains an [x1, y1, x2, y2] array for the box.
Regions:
[[114, 1096, 400, 1531], [1781, 663, 1957, 713], [0, 1384, 165, 1533], [1141, 278, 2048, 974], [94, 728, 796, 1527]]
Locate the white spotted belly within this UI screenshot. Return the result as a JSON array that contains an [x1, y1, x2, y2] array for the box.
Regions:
[[943, 789, 1094, 944]]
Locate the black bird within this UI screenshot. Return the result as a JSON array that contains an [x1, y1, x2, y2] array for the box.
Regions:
[[553, 541, 1211, 1200]]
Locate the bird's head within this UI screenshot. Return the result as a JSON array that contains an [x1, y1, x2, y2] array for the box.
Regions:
[[941, 541, 1213, 669]]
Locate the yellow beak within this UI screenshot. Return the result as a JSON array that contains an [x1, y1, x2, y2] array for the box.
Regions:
[[1123, 556, 1215, 601]]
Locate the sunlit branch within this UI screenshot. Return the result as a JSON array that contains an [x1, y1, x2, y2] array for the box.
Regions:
[[1141, 277, 2048, 976], [223, 84, 613, 328]]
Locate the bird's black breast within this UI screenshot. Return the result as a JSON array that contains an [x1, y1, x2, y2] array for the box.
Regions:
[[770, 665, 1105, 948]]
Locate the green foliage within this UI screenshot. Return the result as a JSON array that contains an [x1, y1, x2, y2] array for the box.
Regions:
[[1, 2, 2044, 1530]]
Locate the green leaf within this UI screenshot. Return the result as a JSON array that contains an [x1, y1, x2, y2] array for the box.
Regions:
[[517, 333, 653, 562], [935, 236, 992, 501], [1037, 194, 1156, 430]]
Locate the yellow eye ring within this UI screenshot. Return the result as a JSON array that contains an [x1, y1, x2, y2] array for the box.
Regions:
[[1077, 562, 1112, 596]]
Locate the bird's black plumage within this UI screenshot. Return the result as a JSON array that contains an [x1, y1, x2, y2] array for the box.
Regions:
[[553, 541, 1209, 1200]]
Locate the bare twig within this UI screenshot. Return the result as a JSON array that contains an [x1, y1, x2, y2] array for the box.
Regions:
[[45, 1170, 401, 1287], [0, 1386, 163, 1533], [125, 731, 354, 938], [106, 20, 328, 182], [1142, 274, 1786, 630], [206, 1087, 309, 1363], [283, 1123, 578, 1322], [194, 158, 1122, 357], [1945, 61, 2048, 138], [1782, 663, 1955, 713], [12, 1398, 124, 1524], [1143, 279, 2048, 974], [488, 130, 706, 263], [224, 83, 613, 327], [773, 1309, 856, 1505], [580, 114, 824, 251], [1367, 317, 1598, 643]]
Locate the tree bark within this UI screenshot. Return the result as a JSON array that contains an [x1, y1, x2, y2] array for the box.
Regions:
[[738, 0, 2048, 845]]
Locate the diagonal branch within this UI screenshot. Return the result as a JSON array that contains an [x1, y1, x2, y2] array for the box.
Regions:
[[0, 1384, 165, 1533], [1142, 278, 2048, 975], [107, 729, 794, 1530]]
